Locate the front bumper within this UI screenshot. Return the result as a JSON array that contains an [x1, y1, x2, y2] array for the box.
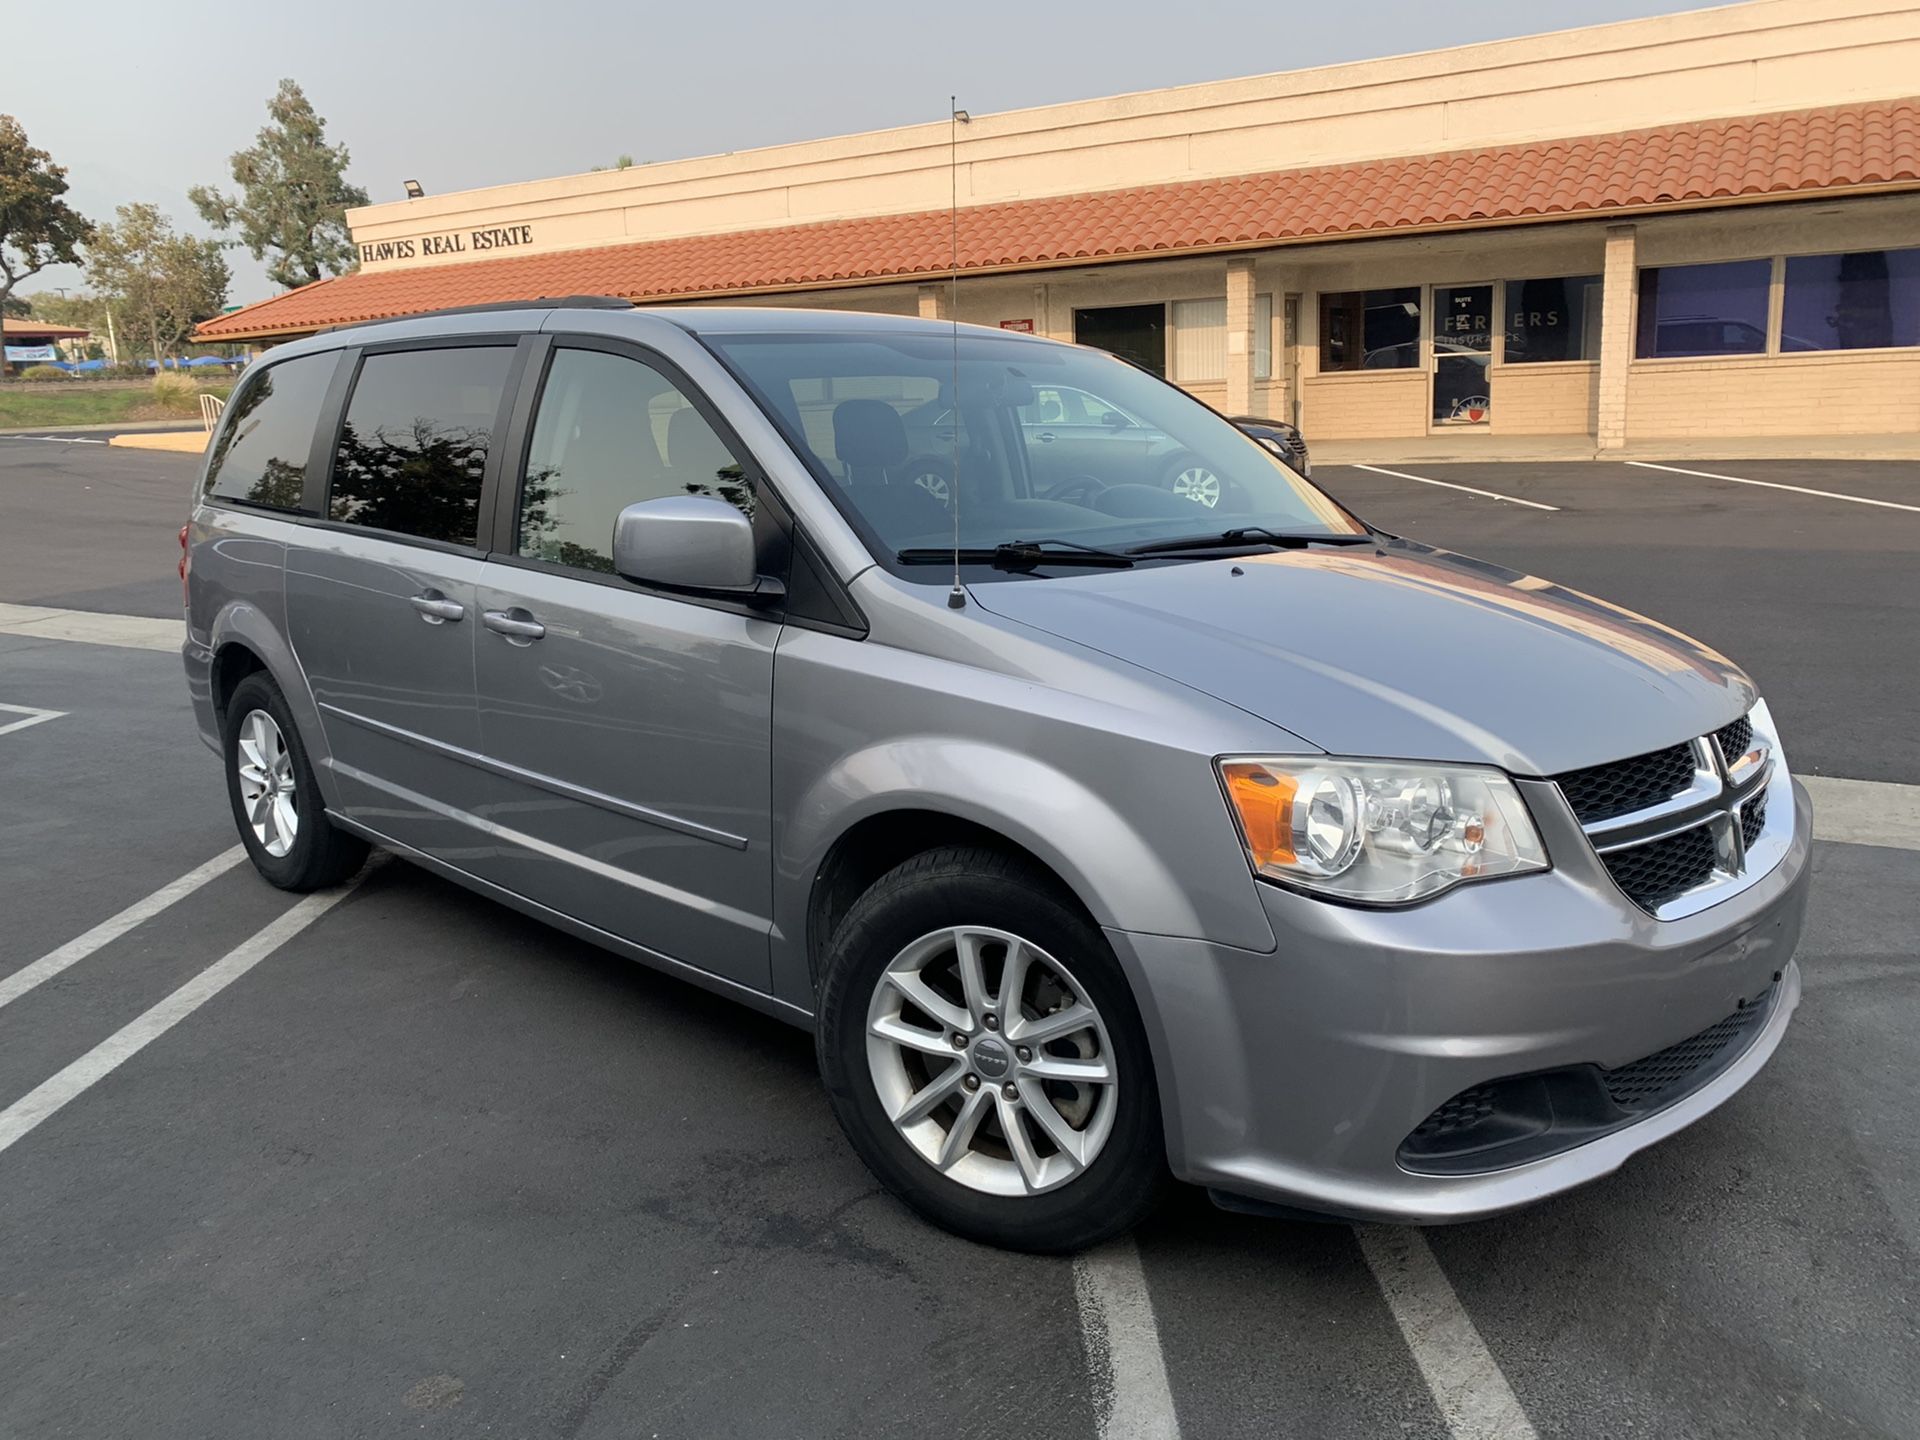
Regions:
[[1106, 775, 1812, 1224]]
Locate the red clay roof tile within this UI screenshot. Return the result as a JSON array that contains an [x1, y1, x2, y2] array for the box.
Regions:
[[199, 98, 1920, 341]]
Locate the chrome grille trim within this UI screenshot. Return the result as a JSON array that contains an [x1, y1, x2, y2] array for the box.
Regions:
[[1558, 701, 1792, 920]]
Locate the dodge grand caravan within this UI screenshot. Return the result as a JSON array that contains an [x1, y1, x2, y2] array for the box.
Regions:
[[183, 299, 1810, 1252]]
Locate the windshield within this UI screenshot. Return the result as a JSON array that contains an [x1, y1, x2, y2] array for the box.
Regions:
[[703, 330, 1365, 577]]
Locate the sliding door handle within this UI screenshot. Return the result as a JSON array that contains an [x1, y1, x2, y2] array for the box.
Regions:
[[482, 608, 546, 643]]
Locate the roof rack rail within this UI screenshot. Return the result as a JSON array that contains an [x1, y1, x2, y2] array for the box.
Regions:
[[320, 295, 633, 333]]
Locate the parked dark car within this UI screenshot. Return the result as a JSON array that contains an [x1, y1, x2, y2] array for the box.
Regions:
[[1229, 415, 1312, 478]]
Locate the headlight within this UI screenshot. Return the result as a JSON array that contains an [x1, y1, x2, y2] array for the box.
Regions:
[[1218, 757, 1548, 905]]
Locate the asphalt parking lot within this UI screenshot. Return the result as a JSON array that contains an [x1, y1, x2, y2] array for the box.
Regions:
[[2, 436, 1917, 1439]]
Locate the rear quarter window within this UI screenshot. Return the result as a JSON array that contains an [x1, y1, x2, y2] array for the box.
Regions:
[[202, 352, 339, 510]]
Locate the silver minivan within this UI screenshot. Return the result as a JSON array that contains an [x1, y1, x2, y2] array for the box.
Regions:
[[183, 300, 1809, 1252]]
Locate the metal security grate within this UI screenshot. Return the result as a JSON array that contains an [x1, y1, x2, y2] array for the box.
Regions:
[[1740, 791, 1768, 850], [1602, 823, 1718, 910], [1602, 1001, 1764, 1109], [1553, 743, 1698, 825], [1717, 715, 1754, 765]]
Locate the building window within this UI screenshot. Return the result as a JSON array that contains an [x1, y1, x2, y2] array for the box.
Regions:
[[1635, 260, 1771, 358], [1504, 275, 1602, 363], [1171, 294, 1277, 383], [1075, 304, 1166, 376], [1781, 248, 1920, 351], [1171, 297, 1226, 382], [1319, 288, 1421, 372]]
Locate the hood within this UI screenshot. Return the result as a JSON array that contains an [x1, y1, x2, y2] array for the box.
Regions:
[[967, 539, 1754, 776]]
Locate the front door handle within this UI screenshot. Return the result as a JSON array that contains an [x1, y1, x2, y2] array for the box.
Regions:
[[482, 608, 546, 644], [410, 591, 465, 624], [1035, 431, 1056, 443]]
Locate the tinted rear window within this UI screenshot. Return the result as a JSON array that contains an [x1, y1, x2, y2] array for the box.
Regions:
[[202, 353, 338, 510], [328, 346, 514, 547]]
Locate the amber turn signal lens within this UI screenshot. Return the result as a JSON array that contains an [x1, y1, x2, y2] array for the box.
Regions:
[[1221, 762, 1297, 869]]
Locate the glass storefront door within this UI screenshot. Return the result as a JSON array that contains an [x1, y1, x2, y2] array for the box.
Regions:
[[1431, 284, 1494, 426]]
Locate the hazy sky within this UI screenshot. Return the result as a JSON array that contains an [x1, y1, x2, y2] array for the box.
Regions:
[[10, 0, 1726, 305]]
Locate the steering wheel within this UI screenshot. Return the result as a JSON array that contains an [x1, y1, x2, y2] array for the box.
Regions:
[[1046, 475, 1109, 507]]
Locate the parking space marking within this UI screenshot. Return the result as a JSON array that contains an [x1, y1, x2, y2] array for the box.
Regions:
[[1074, 1237, 1181, 1440], [0, 870, 367, 1158], [1802, 776, 1920, 851], [0, 702, 66, 738], [0, 434, 110, 445], [1357, 1227, 1539, 1440], [1351, 464, 1561, 512], [0, 847, 247, 1014], [1626, 461, 1920, 514], [0, 602, 181, 653]]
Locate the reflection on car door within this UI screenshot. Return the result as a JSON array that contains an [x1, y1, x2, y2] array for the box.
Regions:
[[285, 342, 519, 862], [466, 342, 779, 990]]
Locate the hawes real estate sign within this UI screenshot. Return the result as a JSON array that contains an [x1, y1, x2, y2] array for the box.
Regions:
[[359, 223, 536, 265]]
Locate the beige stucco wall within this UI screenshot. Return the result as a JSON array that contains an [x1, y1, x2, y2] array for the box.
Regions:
[[347, 0, 1920, 275], [1627, 351, 1920, 438]]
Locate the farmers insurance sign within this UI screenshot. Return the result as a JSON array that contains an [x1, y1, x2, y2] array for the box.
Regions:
[[359, 223, 537, 265]]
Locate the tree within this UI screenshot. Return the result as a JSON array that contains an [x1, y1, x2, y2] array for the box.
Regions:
[[86, 203, 230, 362], [0, 115, 93, 317], [190, 80, 368, 289]]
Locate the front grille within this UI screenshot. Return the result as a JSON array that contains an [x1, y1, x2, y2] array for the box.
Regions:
[[1553, 742, 1697, 825], [1602, 999, 1767, 1109], [1601, 823, 1717, 910], [1740, 791, 1768, 849], [1717, 715, 1754, 765]]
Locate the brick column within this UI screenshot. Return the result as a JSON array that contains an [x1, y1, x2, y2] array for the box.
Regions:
[[1596, 224, 1637, 450], [917, 284, 950, 321], [1225, 258, 1257, 416]]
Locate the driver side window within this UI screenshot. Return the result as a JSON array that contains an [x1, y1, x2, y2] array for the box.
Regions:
[[517, 347, 752, 574]]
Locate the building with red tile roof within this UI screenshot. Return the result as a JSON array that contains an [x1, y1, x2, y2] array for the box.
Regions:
[[198, 0, 1920, 452]]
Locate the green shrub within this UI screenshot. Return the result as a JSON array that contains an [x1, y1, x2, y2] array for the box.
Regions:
[[16, 364, 71, 381]]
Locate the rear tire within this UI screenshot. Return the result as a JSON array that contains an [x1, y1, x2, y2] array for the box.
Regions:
[[222, 672, 369, 891], [816, 845, 1167, 1252]]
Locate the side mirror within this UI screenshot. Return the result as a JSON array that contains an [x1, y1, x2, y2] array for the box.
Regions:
[[1099, 409, 1131, 429], [612, 496, 781, 600]]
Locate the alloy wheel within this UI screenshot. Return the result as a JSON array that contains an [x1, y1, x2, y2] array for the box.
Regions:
[[1170, 465, 1221, 508], [235, 708, 298, 858], [865, 926, 1118, 1196]]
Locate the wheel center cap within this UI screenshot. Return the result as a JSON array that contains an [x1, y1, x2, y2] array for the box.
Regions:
[[971, 1036, 1012, 1080]]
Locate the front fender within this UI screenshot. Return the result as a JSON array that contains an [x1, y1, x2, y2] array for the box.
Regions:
[[772, 735, 1278, 1005]]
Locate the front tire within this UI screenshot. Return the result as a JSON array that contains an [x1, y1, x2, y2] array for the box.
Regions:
[[222, 672, 369, 891], [816, 845, 1167, 1252]]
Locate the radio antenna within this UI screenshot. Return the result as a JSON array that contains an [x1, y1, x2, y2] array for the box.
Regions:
[[946, 96, 968, 610]]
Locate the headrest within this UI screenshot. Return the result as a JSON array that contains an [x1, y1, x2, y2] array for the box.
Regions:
[[666, 405, 734, 480], [832, 398, 909, 471]]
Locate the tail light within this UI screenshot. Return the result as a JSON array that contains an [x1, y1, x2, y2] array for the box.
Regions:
[[178, 524, 191, 607]]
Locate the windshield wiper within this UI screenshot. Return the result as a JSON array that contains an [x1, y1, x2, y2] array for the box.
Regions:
[[1125, 526, 1378, 556], [896, 538, 1135, 573]]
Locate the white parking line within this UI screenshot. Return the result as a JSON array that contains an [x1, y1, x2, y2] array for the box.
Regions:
[[0, 602, 181, 653], [1352, 464, 1561, 512], [0, 873, 365, 1158], [1626, 461, 1920, 514], [0, 847, 247, 1014], [1357, 1227, 1540, 1440], [1802, 775, 1920, 851], [0, 434, 110, 445], [1074, 1237, 1181, 1440], [0, 702, 66, 737]]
